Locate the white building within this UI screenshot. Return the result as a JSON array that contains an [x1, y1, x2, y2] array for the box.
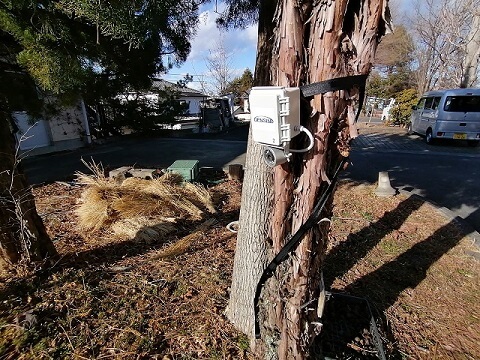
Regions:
[[155, 79, 208, 116], [13, 99, 91, 155], [133, 78, 207, 116]]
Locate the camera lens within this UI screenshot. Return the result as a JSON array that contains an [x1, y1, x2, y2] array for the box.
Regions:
[[263, 147, 288, 167], [264, 148, 276, 167]]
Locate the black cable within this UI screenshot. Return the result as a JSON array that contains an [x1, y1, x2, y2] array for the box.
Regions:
[[253, 157, 347, 339]]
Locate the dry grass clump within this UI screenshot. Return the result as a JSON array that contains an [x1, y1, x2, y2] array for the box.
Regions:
[[75, 159, 117, 190], [110, 217, 176, 243], [75, 162, 215, 241], [150, 218, 217, 259]]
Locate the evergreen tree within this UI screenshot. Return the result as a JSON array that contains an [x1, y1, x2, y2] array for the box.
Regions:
[[224, 68, 254, 104], [367, 25, 416, 99], [0, 0, 202, 267], [390, 88, 418, 127]]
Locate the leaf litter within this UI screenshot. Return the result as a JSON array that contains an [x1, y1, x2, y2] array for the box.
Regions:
[[0, 175, 478, 359]]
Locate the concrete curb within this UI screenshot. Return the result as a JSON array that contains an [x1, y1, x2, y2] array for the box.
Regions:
[[399, 189, 480, 261], [351, 147, 480, 159]]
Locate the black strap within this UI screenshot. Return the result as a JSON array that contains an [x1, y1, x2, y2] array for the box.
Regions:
[[254, 158, 347, 339], [300, 74, 368, 122], [300, 74, 367, 97]]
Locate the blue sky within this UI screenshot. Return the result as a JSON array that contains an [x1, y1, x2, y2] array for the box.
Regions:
[[163, 0, 411, 92], [163, 2, 258, 92]]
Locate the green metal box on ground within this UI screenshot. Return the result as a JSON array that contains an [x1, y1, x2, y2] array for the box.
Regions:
[[166, 160, 199, 182]]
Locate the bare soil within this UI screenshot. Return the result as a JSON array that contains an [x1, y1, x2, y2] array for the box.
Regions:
[[0, 178, 479, 359]]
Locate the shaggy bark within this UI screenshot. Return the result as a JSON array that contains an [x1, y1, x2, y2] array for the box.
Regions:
[[0, 115, 57, 268], [227, 1, 390, 358]]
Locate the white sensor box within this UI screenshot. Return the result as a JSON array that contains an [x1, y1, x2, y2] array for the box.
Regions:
[[249, 87, 301, 146]]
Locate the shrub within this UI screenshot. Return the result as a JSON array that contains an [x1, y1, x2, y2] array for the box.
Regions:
[[389, 88, 418, 127]]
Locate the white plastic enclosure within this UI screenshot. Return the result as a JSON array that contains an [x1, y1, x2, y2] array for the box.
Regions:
[[249, 87, 301, 147]]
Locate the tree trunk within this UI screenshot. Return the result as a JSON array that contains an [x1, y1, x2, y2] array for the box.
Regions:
[[227, 1, 390, 358], [0, 115, 57, 269], [461, 12, 480, 88], [225, 0, 278, 342], [224, 131, 272, 344]]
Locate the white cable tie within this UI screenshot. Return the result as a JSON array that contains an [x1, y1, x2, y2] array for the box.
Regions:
[[299, 298, 316, 310], [317, 217, 331, 225], [226, 220, 239, 233], [289, 126, 314, 153]]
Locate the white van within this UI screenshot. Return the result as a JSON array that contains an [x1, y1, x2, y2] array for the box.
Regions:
[[409, 88, 480, 146]]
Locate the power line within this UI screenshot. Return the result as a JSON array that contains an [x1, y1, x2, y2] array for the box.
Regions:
[[165, 73, 211, 77]]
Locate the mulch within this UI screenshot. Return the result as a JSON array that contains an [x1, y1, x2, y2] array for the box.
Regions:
[[0, 179, 478, 359]]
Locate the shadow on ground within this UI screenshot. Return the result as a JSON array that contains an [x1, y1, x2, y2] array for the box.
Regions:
[[316, 194, 470, 358]]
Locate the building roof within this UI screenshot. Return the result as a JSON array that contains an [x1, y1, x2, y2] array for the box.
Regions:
[[151, 78, 206, 97]]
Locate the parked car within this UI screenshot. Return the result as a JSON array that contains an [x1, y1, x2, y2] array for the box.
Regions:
[[409, 88, 480, 146]]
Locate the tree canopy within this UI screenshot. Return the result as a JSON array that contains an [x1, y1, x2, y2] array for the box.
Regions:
[[224, 68, 253, 103], [215, 0, 259, 29], [0, 0, 204, 266], [366, 0, 480, 111], [366, 24, 415, 100], [374, 25, 414, 73], [0, 0, 201, 102], [409, 0, 480, 92]]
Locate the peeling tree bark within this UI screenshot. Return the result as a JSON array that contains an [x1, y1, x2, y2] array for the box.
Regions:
[[264, 2, 390, 357], [227, 1, 390, 358]]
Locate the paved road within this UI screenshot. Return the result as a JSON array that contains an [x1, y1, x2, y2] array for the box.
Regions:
[[23, 122, 480, 233], [23, 126, 249, 184], [346, 123, 480, 234]]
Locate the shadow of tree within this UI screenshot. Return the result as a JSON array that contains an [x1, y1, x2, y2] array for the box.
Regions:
[[324, 195, 424, 288], [318, 194, 470, 358], [342, 218, 466, 308], [354, 125, 480, 151], [56, 211, 237, 271]]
